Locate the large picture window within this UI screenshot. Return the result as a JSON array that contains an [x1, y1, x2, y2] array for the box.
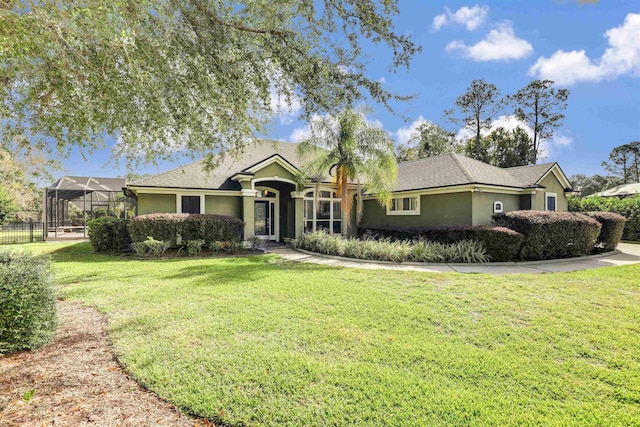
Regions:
[[387, 196, 419, 215], [303, 190, 342, 235]]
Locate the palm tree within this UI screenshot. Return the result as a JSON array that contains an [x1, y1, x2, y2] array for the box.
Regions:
[[297, 109, 397, 226]]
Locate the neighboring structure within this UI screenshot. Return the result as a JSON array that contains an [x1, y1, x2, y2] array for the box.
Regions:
[[128, 141, 574, 241], [594, 182, 640, 198]]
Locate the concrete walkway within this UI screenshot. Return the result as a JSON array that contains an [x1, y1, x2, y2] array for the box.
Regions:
[[268, 243, 640, 274]]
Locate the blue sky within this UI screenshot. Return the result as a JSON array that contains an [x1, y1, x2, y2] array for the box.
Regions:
[[64, 0, 639, 181]]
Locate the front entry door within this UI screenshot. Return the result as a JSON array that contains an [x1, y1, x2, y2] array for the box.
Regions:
[[254, 200, 276, 240]]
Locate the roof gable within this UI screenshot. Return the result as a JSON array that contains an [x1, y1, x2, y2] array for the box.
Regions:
[[130, 141, 305, 190]]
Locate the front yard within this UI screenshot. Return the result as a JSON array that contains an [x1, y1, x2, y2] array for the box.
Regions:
[[14, 242, 640, 426]]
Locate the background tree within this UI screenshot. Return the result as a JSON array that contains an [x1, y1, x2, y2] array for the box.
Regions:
[[488, 127, 531, 168], [0, 1, 419, 166], [297, 109, 397, 225], [396, 122, 456, 162], [569, 174, 624, 197], [602, 142, 640, 184], [462, 126, 531, 167], [508, 80, 569, 164], [445, 79, 502, 159], [0, 187, 17, 224], [0, 140, 62, 216]]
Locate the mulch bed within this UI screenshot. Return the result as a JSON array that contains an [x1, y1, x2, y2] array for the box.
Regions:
[[0, 301, 210, 426]]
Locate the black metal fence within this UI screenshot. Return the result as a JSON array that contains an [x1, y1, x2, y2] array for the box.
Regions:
[[0, 221, 44, 245]]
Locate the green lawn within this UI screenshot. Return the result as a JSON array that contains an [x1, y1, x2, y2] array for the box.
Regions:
[[23, 242, 640, 426]]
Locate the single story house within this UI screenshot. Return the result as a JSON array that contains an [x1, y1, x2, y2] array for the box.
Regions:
[[127, 141, 574, 242]]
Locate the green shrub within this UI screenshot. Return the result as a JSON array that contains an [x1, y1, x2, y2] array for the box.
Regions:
[[357, 225, 523, 262], [129, 213, 244, 246], [87, 217, 131, 253], [0, 251, 57, 355], [186, 239, 206, 256], [493, 211, 601, 260], [132, 237, 171, 257], [293, 231, 489, 263], [582, 211, 626, 252], [569, 196, 640, 241], [209, 240, 244, 255]]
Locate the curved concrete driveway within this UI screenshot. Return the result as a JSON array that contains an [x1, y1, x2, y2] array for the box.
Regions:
[[269, 243, 640, 274]]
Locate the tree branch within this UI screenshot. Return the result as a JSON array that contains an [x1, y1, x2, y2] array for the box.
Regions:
[[192, 0, 291, 37]]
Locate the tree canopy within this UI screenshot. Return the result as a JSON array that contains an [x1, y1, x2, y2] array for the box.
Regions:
[[396, 122, 456, 162], [444, 79, 502, 159], [0, 0, 419, 165], [507, 80, 569, 164], [602, 142, 640, 184]]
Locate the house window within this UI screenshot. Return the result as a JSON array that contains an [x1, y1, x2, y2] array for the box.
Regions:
[[493, 201, 504, 214], [303, 190, 342, 235], [545, 193, 557, 211], [181, 196, 201, 214], [387, 196, 419, 215]]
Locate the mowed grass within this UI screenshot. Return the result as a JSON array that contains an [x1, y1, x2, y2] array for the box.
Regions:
[[23, 242, 640, 426]]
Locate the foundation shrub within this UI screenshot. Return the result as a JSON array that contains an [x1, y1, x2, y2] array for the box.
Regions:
[[0, 251, 57, 355], [131, 237, 171, 257], [582, 212, 626, 252], [357, 225, 523, 262], [129, 214, 244, 246], [87, 217, 131, 253], [493, 210, 601, 260], [293, 231, 489, 263], [186, 239, 206, 256]]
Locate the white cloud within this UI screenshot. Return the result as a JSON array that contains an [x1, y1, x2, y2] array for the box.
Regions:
[[393, 116, 428, 146], [446, 22, 533, 61], [529, 12, 640, 85], [432, 5, 489, 31], [289, 123, 313, 143], [269, 85, 302, 125]]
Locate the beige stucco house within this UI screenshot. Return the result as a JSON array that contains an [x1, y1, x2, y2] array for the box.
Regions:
[[126, 141, 574, 242]]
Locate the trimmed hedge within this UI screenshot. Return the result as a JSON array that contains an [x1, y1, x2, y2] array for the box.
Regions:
[[358, 225, 524, 262], [0, 251, 57, 355], [128, 213, 244, 246], [582, 211, 626, 252], [87, 217, 131, 253], [569, 196, 639, 241], [493, 211, 601, 260]]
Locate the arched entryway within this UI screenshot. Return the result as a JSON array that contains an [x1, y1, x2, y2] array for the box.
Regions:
[[252, 179, 297, 242]]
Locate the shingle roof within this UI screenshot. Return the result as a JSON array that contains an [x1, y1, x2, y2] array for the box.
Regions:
[[393, 153, 558, 192], [131, 141, 307, 190], [506, 163, 556, 187], [131, 141, 562, 193]]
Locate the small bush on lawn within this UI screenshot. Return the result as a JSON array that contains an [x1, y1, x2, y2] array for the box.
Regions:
[[570, 196, 639, 241], [493, 210, 601, 260], [293, 230, 489, 263], [582, 211, 626, 252], [0, 251, 57, 355], [186, 239, 206, 256], [87, 217, 131, 253], [357, 225, 523, 262], [209, 241, 244, 255], [129, 213, 244, 247], [132, 237, 171, 257]]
